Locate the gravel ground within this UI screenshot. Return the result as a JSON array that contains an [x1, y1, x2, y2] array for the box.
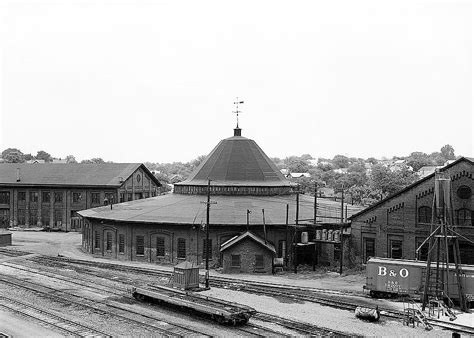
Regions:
[[3, 230, 473, 336]]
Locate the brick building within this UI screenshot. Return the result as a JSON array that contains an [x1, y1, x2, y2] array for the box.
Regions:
[[79, 127, 361, 273], [0, 163, 160, 231], [350, 157, 474, 265]]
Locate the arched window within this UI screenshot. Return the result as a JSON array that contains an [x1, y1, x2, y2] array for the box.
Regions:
[[418, 206, 432, 224], [456, 208, 473, 226]]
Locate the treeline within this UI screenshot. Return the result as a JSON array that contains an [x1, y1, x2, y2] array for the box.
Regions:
[[1, 144, 459, 206], [0, 148, 108, 164]]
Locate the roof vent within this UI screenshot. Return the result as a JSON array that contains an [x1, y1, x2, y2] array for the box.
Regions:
[[234, 127, 241, 137], [16, 168, 21, 182]]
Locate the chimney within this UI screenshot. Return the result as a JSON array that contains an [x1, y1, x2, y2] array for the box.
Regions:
[[16, 168, 21, 182]]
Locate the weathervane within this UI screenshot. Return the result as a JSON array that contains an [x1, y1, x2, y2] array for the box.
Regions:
[[233, 97, 244, 128]]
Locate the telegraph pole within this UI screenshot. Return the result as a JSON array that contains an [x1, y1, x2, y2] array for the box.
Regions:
[[201, 179, 216, 289], [340, 187, 344, 275], [294, 186, 300, 273], [246, 209, 251, 230], [313, 181, 317, 224]]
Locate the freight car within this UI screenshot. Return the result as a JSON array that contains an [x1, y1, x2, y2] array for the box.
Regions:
[[365, 257, 474, 306], [131, 284, 256, 325]]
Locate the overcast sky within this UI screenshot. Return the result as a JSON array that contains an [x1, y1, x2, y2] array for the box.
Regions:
[[1, 0, 472, 163]]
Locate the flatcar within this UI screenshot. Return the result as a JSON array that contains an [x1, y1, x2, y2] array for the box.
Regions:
[[365, 257, 474, 306], [131, 284, 256, 325]]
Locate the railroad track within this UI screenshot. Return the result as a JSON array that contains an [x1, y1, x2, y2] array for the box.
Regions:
[[0, 295, 107, 336], [254, 312, 349, 336], [0, 273, 210, 337], [4, 249, 474, 335]]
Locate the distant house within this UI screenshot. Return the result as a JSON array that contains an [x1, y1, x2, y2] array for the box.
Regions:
[[289, 172, 311, 179], [51, 159, 68, 164], [417, 165, 440, 178], [333, 168, 348, 175], [26, 159, 45, 164]]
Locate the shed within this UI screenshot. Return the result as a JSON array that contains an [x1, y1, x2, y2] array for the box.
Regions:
[[172, 261, 200, 289], [220, 231, 276, 274]]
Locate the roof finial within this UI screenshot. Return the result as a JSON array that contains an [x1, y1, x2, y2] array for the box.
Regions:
[[233, 97, 244, 129]]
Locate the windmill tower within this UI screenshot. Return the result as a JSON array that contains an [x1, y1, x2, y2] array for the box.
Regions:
[[418, 170, 468, 312]]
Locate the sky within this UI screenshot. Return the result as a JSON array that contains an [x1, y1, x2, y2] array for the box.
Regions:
[[0, 0, 472, 163]]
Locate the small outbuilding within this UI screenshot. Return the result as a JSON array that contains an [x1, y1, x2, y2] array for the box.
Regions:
[[220, 231, 276, 274], [172, 261, 200, 289]]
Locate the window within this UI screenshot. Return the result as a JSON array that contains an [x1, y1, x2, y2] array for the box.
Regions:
[[177, 238, 186, 259], [135, 192, 143, 200], [389, 240, 403, 259], [119, 193, 125, 203], [457, 185, 472, 200], [278, 240, 286, 259], [144, 192, 150, 198], [54, 209, 62, 226], [18, 192, 26, 202], [456, 208, 473, 226], [127, 193, 133, 201], [17, 209, 26, 225], [119, 234, 125, 254], [105, 193, 115, 204], [73, 192, 82, 203], [41, 209, 50, 226], [29, 208, 37, 225], [94, 231, 100, 249], [106, 232, 112, 252], [415, 238, 428, 261], [136, 236, 145, 255], [156, 237, 165, 257], [54, 192, 63, 203], [0, 192, 10, 204], [29, 192, 38, 203], [418, 206, 432, 224], [231, 254, 241, 268], [363, 238, 375, 262], [334, 244, 341, 261], [91, 192, 100, 204], [255, 254, 264, 269], [42, 192, 50, 203]]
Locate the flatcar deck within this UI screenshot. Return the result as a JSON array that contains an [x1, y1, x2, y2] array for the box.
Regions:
[[131, 284, 256, 325]]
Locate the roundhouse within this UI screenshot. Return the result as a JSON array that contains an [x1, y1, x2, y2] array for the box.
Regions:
[[80, 127, 350, 272]]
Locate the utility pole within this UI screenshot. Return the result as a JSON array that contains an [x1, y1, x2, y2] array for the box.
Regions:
[[201, 179, 216, 289], [286, 204, 289, 268], [340, 187, 344, 275], [294, 186, 300, 274], [313, 181, 317, 225]]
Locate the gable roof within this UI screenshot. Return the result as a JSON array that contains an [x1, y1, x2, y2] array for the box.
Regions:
[[220, 231, 276, 253], [349, 157, 473, 220], [0, 163, 161, 188]]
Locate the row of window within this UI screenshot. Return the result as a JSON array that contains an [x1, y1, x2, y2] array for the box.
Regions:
[[6, 190, 156, 205], [94, 233, 213, 260], [418, 206, 473, 226], [362, 237, 429, 262], [16, 209, 77, 226]]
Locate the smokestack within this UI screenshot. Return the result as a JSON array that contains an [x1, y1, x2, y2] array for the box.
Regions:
[[16, 168, 21, 182]]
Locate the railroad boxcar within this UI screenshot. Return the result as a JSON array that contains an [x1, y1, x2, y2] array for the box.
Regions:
[[131, 284, 256, 325], [365, 257, 474, 306]]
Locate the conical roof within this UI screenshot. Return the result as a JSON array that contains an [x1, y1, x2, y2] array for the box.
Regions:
[[174, 128, 293, 196]]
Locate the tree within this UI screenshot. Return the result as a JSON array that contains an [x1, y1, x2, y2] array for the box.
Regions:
[[36, 150, 53, 163], [405, 152, 432, 172], [66, 155, 77, 163], [80, 158, 105, 164], [440, 144, 455, 161], [24, 153, 34, 161], [1, 148, 25, 163], [332, 155, 350, 169], [369, 164, 418, 198]]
